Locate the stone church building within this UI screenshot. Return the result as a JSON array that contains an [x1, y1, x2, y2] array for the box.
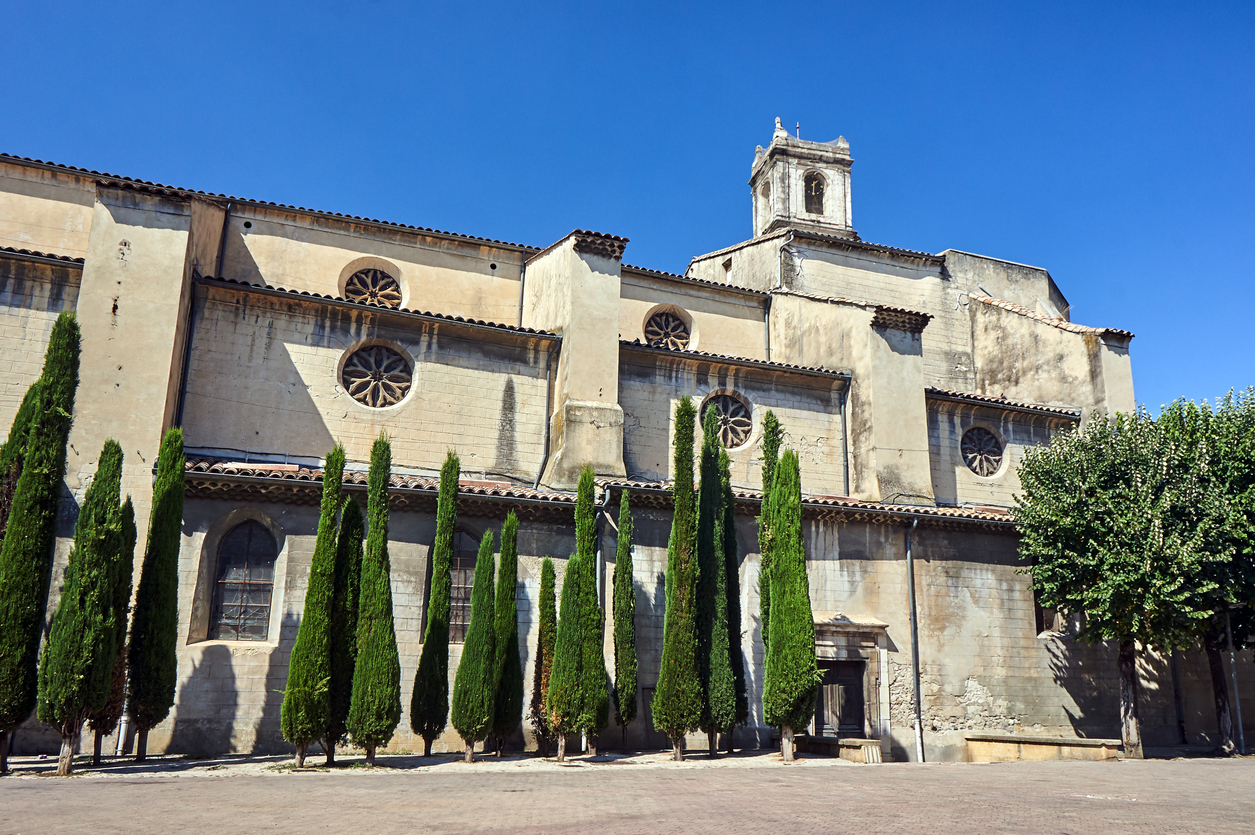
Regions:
[[1, 120, 1248, 761]]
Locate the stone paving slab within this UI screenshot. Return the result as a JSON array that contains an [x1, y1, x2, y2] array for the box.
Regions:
[[1, 752, 1252, 834]]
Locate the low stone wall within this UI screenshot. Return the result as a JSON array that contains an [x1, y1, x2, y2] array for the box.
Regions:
[[965, 733, 1120, 762], [795, 735, 884, 763]]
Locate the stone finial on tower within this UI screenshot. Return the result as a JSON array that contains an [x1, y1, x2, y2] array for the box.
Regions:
[[773, 117, 789, 141]]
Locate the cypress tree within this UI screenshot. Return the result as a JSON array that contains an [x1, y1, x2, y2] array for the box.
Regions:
[[347, 435, 401, 765], [451, 531, 497, 763], [281, 445, 345, 767], [575, 466, 609, 753], [758, 410, 783, 654], [528, 557, 557, 755], [412, 451, 458, 756], [611, 491, 637, 751], [127, 426, 184, 761], [696, 410, 735, 757], [38, 440, 124, 776], [490, 512, 523, 754], [653, 396, 701, 761], [326, 495, 364, 764], [0, 380, 42, 545], [722, 447, 748, 751], [88, 497, 136, 766], [0, 312, 80, 774], [546, 553, 585, 762], [762, 450, 817, 763]]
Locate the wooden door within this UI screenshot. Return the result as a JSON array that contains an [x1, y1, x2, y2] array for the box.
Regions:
[[815, 660, 865, 737]]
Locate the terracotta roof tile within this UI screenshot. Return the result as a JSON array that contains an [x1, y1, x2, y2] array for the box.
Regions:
[[619, 339, 850, 380], [0, 246, 85, 265], [925, 387, 1082, 419], [973, 293, 1133, 340]]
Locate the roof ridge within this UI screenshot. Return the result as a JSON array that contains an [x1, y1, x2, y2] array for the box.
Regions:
[[972, 292, 1133, 339], [0, 245, 85, 265], [925, 386, 1082, 419], [618, 339, 849, 379]]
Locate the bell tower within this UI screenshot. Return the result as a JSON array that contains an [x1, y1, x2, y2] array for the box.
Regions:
[[749, 117, 855, 238]]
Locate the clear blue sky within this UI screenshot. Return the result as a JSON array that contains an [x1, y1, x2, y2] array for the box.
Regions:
[[3, 2, 1251, 411]]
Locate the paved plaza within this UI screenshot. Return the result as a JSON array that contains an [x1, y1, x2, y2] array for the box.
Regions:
[[1, 751, 1253, 834]]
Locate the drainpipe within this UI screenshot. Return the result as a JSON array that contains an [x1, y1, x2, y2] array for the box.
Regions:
[[838, 373, 851, 496], [764, 295, 772, 363], [596, 486, 613, 609], [532, 340, 560, 489], [1227, 608, 1246, 755], [516, 253, 529, 327], [905, 518, 925, 762]]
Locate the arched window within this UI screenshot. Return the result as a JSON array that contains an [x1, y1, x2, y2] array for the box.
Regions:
[[804, 171, 825, 215], [449, 530, 480, 643], [211, 521, 278, 641]]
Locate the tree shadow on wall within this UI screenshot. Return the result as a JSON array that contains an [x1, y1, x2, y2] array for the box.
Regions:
[[170, 644, 237, 756], [253, 612, 300, 755], [1046, 633, 1122, 739]]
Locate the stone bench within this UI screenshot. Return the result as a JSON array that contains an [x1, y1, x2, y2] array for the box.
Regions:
[[794, 735, 884, 763], [965, 733, 1120, 762]]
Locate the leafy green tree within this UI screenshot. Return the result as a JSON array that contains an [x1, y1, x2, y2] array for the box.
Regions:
[[326, 495, 364, 764], [38, 440, 124, 776], [696, 409, 735, 757], [282, 445, 345, 766], [491, 512, 523, 754], [0, 380, 42, 545], [653, 396, 701, 761], [452, 531, 497, 762], [722, 447, 748, 750], [757, 410, 783, 653], [546, 553, 585, 761], [412, 451, 459, 755], [127, 426, 184, 761], [762, 450, 817, 763], [1016, 410, 1229, 759], [88, 497, 137, 766], [611, 491, 637, 750], [347, 435, 401, 765], [0, 313, 79, 774], [529, 557, 557, 755], [575, 466, 609, 753]]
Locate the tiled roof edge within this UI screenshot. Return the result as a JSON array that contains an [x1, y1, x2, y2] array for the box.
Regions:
[[619, 339, 851, 380], [973, 293, 1133, 340], [0, 246, 85, 267], [925, 387, 1082, 420]]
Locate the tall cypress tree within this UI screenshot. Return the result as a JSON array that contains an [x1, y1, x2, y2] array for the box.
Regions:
[[38, 440, 124, 776], [0, 312, 79, 774], [127, 426, 184, 761], [88, 496, 136, 766], [653, 396, 701, 761], [0, 380, 42, 545], [347, 435, 401, 765], [529, 557, 557, 755], [546, 553, 585, 762], [412, 451, 458, 755], [696, 410, 735, 757], [758, 410, 783, 654], [326, 495, 364, 764], [762, 450, 817, 763], [451, 531, 497, 763], [575, 466, 609, 754], [491, 512, 523, 753], [282, 445, 345, 766], [722, 447, 748, 751], [611, 490, 637, 750]]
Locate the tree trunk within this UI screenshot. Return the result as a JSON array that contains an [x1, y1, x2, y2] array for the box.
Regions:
[[556, 734, 566, 763], [294, 742, 306, 768], [727, 726, 734, 756], [671, 738, 683, 762], [494, 735, 502, 757], [708, 729, 719, 759], [781, 725, 795, 763], [423, 737, 433, 757], [587, 740, 597, 757], [56, 730, 77, 777], [0, 729, 9, 775], [365, 743, 376, 766], [1206, 639, 1236, 755], [621, 724, 627, 753], [135, 727, 148, 762], [324, 740, 335, 766], [1118, 640, 1144, 760], [464, 741, 474, 764], [92, 728, 104, 766]]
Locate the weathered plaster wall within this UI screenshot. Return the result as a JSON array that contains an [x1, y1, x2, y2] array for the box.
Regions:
[[942, 250, 1068, 320], [0, 163, 96, 258], [0, 257, 80, 433], [618, 269, 766, 360], [686, 236, 782, 293], [181, 286, 551, 481], [220, 207, 525, 326]]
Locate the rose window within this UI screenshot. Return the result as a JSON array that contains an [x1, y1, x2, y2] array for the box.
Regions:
[[961, 427, 1003, 477], [703, 394, 753, 449], [644, 311, 691, 350], [344, 268, 403, 309], [342, 345, 412, 408]]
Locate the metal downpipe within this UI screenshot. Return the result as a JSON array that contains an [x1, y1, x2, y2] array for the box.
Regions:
[[905, 518, 925, 762]]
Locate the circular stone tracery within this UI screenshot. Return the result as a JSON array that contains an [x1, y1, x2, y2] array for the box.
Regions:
[[961, 427, 1004, 477], [644, 310, 691, 350], [344, 268, 403, 309], [342, 345, 412, 408], [703, 394, 753, 449]]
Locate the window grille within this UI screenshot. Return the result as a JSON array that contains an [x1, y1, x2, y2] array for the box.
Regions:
[[211, 521, 278, 641], [702, 393, 753, 449], [344, 268, 403, 309], [644, 310, 691, 350], [342, 345, 413, 408], [961, 427, 1004, 476], [449, 530, 480, 644]]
